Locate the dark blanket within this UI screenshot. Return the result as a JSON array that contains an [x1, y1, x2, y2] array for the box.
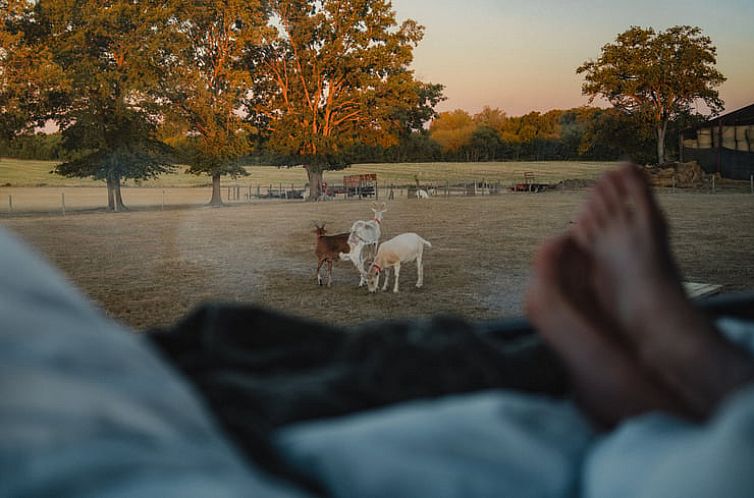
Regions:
[[147, 304, 567, 493]]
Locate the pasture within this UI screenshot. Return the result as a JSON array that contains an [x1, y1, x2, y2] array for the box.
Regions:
[[0, 159, 621, 214], [2, 191, 753, 330]]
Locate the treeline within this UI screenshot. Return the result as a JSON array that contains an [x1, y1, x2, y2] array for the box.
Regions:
[[261, 105, 690, 165], [3, 105, 691, 166]]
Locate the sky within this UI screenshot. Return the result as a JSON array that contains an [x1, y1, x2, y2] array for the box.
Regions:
[[392, 0, 754, 116]]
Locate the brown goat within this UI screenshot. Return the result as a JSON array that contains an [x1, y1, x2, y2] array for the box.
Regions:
[[314, 223, 351, 287]]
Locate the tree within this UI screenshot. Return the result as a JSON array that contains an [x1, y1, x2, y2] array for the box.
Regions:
[[579, 107, 655, 163], [56, 110, 173, 208], [429, 110, 476, 156], [165, 0, 267, 207], [473, 106, 507, 134], [465, 126, 505, 161], [27, 0, 178, 210], [0, 1, 67, 140], [254, 0, 442, 200], [578, 25, 725, 164]]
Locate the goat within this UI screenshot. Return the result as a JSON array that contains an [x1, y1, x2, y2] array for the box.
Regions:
[[366, 233, 432, 293], [416, 189, 430, 199], [344, 202, 387, 286], [313, 223, 351, 287]]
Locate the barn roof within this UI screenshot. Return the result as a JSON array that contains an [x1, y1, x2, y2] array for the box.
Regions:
[[703, 102, 754, 127]]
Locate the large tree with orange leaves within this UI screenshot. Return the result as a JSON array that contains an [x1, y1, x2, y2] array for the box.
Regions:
[[253, 0, 443, 200], [164, 0, 270, 206]]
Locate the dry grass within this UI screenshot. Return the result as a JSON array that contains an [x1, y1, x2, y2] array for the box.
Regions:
[[2, 191, 753, 331]]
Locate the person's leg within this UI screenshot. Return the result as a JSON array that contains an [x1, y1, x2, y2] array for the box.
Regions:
[[572, 164, 754, 417], [0, 229, 309, 498], [528, 163, 754, 425], [526, 234, 687, 427]]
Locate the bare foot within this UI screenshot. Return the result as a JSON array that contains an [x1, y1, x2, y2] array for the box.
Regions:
[[572, 164, 754, 417], [526, 234, 687, 428]]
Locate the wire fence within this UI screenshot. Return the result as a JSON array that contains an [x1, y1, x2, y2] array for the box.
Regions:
[[2, 175, 753, 216]]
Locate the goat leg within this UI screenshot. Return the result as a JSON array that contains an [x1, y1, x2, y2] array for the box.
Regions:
[[416, 255, 424, 288], [316, 259, 325, 286]]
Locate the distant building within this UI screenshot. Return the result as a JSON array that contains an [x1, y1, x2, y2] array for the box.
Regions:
[[681, 103, 754, 179]]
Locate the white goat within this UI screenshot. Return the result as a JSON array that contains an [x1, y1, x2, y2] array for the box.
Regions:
[[416, 189, 430, 199], [343, 202, 386, 286], [366, 233, 431, 293]]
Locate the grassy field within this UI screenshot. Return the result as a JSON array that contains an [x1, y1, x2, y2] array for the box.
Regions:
[[0, 159, 621, 214], [0, 157, 618, 188], [2, 191, 753, 330]]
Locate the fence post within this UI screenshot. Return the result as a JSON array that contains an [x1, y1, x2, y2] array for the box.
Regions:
[[672, 174, 676, 193], [257, 184, 261, 198], [61, 192, 66, 216], [8, 194, 12, 214], [712, 175, 716, 193], [269, 184, 272, 199], [161, 190, 165, 210]]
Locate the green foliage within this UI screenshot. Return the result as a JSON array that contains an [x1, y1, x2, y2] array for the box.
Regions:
[[0, 133, 70, 161], [56, 110, 173, 181], [2, 0, 180, 206], [577, 25, 725, 163]]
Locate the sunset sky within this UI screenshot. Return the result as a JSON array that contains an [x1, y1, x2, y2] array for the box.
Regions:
[[392, 0, 754, 116]]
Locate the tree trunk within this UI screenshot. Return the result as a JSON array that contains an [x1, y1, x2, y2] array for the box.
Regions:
[[113, 175, 126, 211], [106, 177, 115, 211], [657, 121, 668, 164], [306, 166, 323, 201], [209, 173, 223, 207]]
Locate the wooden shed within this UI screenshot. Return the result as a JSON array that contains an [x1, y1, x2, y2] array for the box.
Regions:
[[681, 103, 754, 180]]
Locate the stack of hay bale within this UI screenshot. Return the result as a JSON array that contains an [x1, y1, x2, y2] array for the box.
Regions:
[[645, 161, 708, 188]]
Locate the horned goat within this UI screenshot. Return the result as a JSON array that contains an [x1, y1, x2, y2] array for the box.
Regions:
[[344, 202, 387, 286]]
